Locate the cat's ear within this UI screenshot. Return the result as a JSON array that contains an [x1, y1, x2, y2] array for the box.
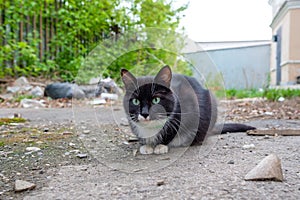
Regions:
[[121, 68, 137, 89], [154, 65, 172, 88]]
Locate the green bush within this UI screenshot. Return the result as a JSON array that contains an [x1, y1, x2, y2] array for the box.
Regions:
[[223, 88, 300, 101], [0, 0, 188, 82]]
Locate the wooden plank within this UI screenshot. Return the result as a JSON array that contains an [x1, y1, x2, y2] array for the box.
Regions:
[[247, 129, 300, 136]]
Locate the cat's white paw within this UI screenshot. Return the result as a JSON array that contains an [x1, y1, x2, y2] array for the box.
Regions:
[[139, 145, 154, 155], [154, 144, 169, 154]]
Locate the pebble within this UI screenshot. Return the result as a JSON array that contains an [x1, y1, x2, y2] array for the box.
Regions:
[[14, 180, 36, 192], [69, 142, 76, 147], [76, 153, 88, 159], [62, 131, 73, 135], [25, 147, 41, 152], [157, 180, 165, 186], [83, 130, 91, 134], [227, 160, 235, 164], [264, 111, 273, 116], [43, 128, 49, 132], [245, 154, 283, 181], [242, 144, 255, 149]]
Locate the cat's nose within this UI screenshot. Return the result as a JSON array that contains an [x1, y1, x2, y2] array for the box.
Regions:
[[141, 113, 149, 119]]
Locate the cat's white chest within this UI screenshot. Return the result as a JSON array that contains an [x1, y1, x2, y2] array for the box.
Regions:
[[134, 118, 167, 144]]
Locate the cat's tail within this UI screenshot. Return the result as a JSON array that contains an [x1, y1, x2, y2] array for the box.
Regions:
[[210, 123, 256, 136], [221, 123, 256, 134]]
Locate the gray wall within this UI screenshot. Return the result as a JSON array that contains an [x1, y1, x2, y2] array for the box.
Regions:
[[185, 45, 270, 89]]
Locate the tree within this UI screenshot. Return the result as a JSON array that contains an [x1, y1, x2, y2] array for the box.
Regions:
[[0, 0, 188, 81]]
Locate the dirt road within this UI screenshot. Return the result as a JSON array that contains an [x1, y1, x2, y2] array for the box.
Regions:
[[1, 102, 300, 199]]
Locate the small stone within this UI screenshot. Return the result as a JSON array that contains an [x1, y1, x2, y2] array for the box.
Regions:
[[69, 142, 76, 147], [264, 111, 273, 116], [43, 128, 49, 132], [91, 138, 97, 142], [245, 154, 284, 181], [76, 153, 88, 159], [242, 144, 255, 149], [25, 147, 41, 152], [21, 99, 45, 108], [278, 97, 285, 102], [30, 86, 44, 97], [13, 76, 30, 87], [101, 93, 118, 100], [227, 160, 235, 164], [83, 130, 91, 134], [90, 98, 106, 105], [263, 135, 270, 139], [62, 131, 73, 136], [156, 180, 165, 186], [14, 180, 36, 192]]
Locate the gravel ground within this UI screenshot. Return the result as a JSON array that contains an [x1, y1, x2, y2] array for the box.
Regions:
[[0, 99, 300, 199]]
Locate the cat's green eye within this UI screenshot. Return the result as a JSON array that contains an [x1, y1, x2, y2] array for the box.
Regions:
[[132, 98, 140, 106], [152, 97, 160, 104]]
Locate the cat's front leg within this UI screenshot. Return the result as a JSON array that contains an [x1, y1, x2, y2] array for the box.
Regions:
[[139, 145, 154, 155], [154, 144, 169, 154]]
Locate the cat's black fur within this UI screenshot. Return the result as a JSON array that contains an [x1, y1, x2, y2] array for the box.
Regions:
[[121, 66, 255, 148]]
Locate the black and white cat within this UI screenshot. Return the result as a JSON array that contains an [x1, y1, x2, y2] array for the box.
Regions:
[[121, 66, 255, 154]]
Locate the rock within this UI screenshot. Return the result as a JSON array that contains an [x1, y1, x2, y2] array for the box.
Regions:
[[227, 160, 235, 164], [7, 77, 32, 94], [90, 98, 106, 105], [83, 130, 91, 134], [43, 128, 49, 132], [242, 144, 255, 149], [14, 77, 30, 87], [0, 93, 13, 100], [30, 86, 44, 97], [76, 153, 88, 159], [89, 77, 101, 85], [245, 154, 284, 181], [101, 93, 118, 100], [14, 180, 36, 192], [95, 77, 122, 96], [264, 111, 273, 116], [44, 83, 85, 99], [278, 97, 285, 102], [62, 131, 73, 136], [156, 180, 165, 186], [21, 99, 45, 108], [91, 138, 97, 142], [26, 147, 41, 152], [69, 142, 76, 147]]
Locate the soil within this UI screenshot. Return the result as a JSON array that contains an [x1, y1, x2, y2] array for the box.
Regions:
[[0, 98, 300, 199]]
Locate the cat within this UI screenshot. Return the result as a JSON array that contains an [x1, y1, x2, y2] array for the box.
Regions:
[[121, 65, 255, 154]]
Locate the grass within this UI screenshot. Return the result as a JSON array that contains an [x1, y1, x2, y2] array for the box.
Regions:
[[0, 126, 74, 146], [14, 94, 34, 102], [0, 117, 27, 125], [223, 88, 300, 101]]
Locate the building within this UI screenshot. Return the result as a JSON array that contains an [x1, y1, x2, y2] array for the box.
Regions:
[[184, 40, 271, 89], [269, 0, 300, 85]]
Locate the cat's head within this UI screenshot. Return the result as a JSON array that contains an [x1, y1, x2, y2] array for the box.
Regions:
[[121, 66, 175, 124]]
